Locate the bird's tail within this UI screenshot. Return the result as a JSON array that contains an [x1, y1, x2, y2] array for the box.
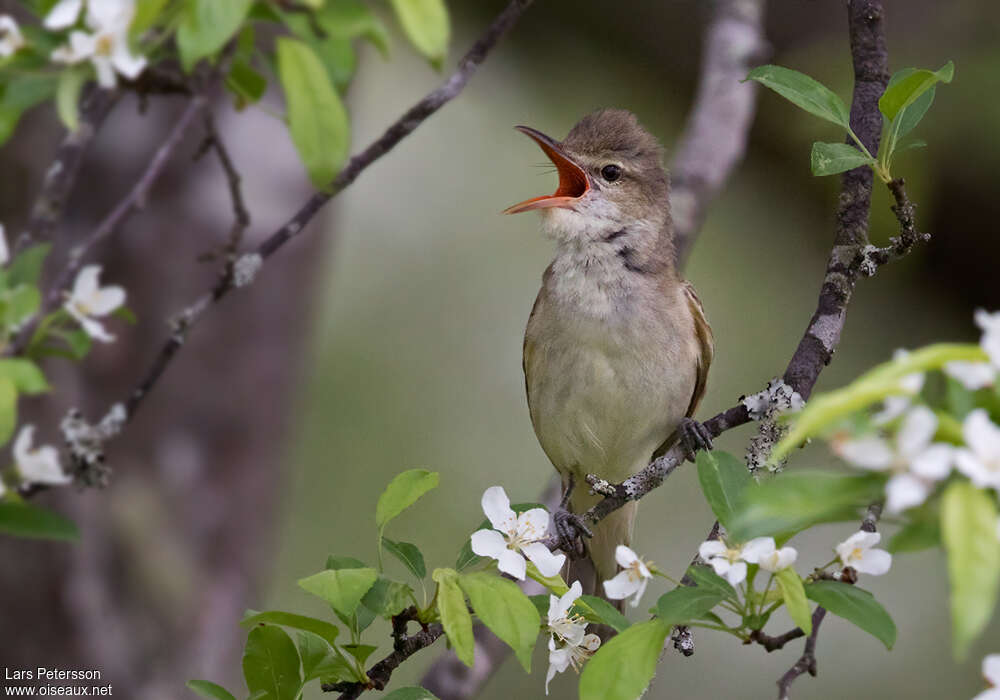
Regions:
[[564, 488, 637, 611]]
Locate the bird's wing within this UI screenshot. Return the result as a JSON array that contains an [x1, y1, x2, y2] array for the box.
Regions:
[[652, 280, 714, 459]]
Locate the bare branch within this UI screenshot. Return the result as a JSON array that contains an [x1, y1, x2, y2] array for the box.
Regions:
[[16, 87, 118, 254], [672, 0, 769, 266], [775, 607, 828, 700]]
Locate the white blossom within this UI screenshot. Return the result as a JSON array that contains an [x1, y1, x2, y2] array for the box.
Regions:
[[955, 409, 1000, 490], [945, 361, 996, 391], [469, 486, 565, 581], [14, 425, 70, 485], [547, 580, 587, 646], [50, 0, 146, 88], [63, 265, 126, 342], [545, 632, 600, 695], [973, 654, 1000, 700], [0, 15, 25, 58], [835, 531, 892, 576], [833, 405, 953, 513], [602, 545, 653, 607], [755, 542, 798, 573], [698, 537, 776, 586], [975, 310, 1000, 368], [0, 223, 9, 265]]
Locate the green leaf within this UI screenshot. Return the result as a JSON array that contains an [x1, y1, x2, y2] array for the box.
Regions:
[[383, 538, 426, 578], [655, 586, 724, 626], [241, 625, 302, 700], [55, 68, 87, 132], [240, 610, 340, 647], [326, 555, 367, 570], [889, 514, 941, 553], [276, 37, 351, 189], [805, 580, 896, 649], [432, 568, 474, 667], [888, 69, 936, 141], [7, 243, 51, 287], [879, 61, 954, 122], [775, 568, 812, 635], [342, 643, 377, 666], [360, 577, 413, 618], [810, 142, 874, 176], [0, 359, 50, 394], [226, 59, 268, 108], [577, 594, 631, 633], [746, 65, 850, 127], [4, 286, 40, 330], [381, 688, 440, 700], [316, 0, 390, 56], [459, 571, 540, 672], [298, 568, 378, 618], [695, 450, 752, 529], [376, 469, 440, 530], [132, 0, 170, 37], [295, 630, 357, 683], [0, 376, 17, 447], [0, 75, 58, 146], [941, 481, 1000, 659], [728, 471, 884, 541], [177, 0, 254, 72], [186, 680, 238, 700], [579, 619, 669, 700], [0, 502, 78, 541], [389, 0, 450, 68], [684, 565, 738, 601]]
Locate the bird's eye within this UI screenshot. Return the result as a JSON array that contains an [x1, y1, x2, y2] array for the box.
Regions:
[[600, 164, 622, 182]]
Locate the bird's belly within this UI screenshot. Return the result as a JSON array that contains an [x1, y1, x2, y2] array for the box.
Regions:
[[527, 323, 694, 483]]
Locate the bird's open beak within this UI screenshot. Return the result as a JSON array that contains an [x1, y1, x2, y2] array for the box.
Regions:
[[503, 126, 590, 214]]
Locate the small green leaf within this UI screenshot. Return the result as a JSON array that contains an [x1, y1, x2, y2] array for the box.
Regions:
[[298, 568, 378, 618], [0, 359, 49, 394], [383, 538, 426, 578], [459, 571, 540, 672], [316, 0, 391, 56], [432, 568, 474, 667], [728, 471, 884, 541], [655, 586, 724, 626], [360, 577, 413, 618], [878, 61, 954, 122], [342, 643, 377, 666], [55, 68, 88, 132], [805, 580, 896, 649], [746, 65, 850, 128], [941, 481, 1000, 659], [389, 0, 450, 68], [0, 502, 78, 541], [579, 619, 669, 700], [0, 75, 59, 146], [226, 59, 268, 107], [176, 0, 254, 72], [4, 286, 40, 330], [132, 0, 170, 37], [810, 142, 874, 176], [7, 243, 51, 287], [326, 555, 367, 570], [577, 594, 631, 633], [775, 568, 812, 635], [0, 376, 17, 447], [381, 688, 440, 700], [695, 450, 752, 529], [684, 565, 738, 601], [186, 680, 238, 700], [376, 469, 440, 530], [241, 625, 302, 700], [276, 37, 350, 189], [295, 630, 357, 683], [240, 610, 340, 647]]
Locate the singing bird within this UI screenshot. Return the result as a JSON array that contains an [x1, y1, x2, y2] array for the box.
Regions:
[[505, 109, 714, 595]]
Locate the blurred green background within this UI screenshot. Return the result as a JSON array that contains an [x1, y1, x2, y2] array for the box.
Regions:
[[260, 1, 1000, 698]]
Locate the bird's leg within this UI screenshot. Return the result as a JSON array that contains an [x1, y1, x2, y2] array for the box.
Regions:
[[679, 417, 714, 462], [552, 474, 593, 559]]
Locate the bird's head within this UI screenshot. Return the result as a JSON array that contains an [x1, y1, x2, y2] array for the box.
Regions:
[[504, 109, 669, 244]]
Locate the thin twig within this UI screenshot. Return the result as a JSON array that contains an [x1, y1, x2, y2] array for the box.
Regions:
[[775, 607, 828, 700]]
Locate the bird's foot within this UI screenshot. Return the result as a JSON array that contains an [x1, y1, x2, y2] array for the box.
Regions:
[[552, 507, 593, 560], [679, 417, 713, 462]]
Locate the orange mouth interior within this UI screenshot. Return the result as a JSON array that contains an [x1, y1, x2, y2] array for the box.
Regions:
[[503, 130, 589, 214]]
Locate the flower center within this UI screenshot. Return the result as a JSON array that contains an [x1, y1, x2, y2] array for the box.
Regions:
[[96, 34, 113, 57], [850, 547, 864, 561]]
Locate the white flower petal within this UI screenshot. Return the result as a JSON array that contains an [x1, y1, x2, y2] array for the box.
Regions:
[[740, 537, 776, 564], [603, 570, 639, 600], [965, 410, 1000, 462], [766, 546, 798, 572], [72, 265, 103, 300], [0, 223, 8, 265], [976, 310, 1000, 367], [885, 473, 930, 514], [481, 486, 516, 534], [897, 406, 937, 458], [470, 529, 506, 558], [523, 541, 565, 578], [44, 0, 84, 29], [0, 16, 25, 58], [910, 443, 953, 481], [872, 395, 911, 426], [983, 654, 1000, 685], [516, 508, 550, 542], [78, 314, 115, 342], [854, 547, 892, 576], [93, 54, 117, 88], [86, 286, 126, 316], [13, 424, 34, 463], [945, 361, 996, 390], [628, 576, 649, 608], [698, 540, 726, 560], [833, 435, 894, 470], [549, 580, 582, 621], [497, 548, 527, 580], [723, 561, 748, 585], [615, 544, 639, 569], [110, 41, 146, 80], [955, 449, 1000, 490]]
